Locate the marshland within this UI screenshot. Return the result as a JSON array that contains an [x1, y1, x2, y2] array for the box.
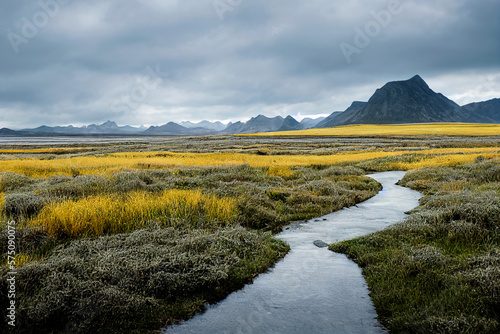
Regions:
[[1, 126, 499, 333]]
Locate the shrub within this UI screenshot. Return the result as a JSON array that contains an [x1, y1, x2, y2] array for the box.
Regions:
[[0, 226, 289, 334]]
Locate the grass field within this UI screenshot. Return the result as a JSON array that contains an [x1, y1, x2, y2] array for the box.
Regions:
[[242, 123, 500, 137], [0, 147, 499, 178], [0, 134, 499, 333]]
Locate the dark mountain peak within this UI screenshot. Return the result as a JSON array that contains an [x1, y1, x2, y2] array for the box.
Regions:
[[316, 75, 473, 127], [409, 74, 426, 84], [144, 121, 215, 136], [278, 116, 303, 131], [381, 74, 431, 95], [222, 115, 285, 134], [252, 114, 284, 122], [0, 127, 17, 135]]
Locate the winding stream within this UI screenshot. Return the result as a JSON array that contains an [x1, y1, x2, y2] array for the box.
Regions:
[[165, 171, 423, 334]]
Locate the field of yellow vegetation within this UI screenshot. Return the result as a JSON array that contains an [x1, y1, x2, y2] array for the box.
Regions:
[[243, 123, 500, 137], [0, 147, 499, 178], [0, 148, 88, 154], [29, 189, 238, 237]]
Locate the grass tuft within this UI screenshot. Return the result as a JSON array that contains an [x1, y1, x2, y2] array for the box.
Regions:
[[29, 190, 238, 238]]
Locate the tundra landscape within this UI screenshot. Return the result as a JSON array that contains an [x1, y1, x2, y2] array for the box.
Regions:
[[1, 124, 499, 333], [1, 0, 499, 333]]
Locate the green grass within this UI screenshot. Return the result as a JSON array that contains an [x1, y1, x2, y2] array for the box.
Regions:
[[330, 158, 500, 333]]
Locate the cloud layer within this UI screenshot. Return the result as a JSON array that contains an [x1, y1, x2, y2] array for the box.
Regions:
[[1, 0, 499, 128]]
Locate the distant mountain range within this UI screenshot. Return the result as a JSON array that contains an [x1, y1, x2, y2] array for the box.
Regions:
[[1, 75, 499, 136], [15, 121, 147, 135], [0, 115, 325, 136]]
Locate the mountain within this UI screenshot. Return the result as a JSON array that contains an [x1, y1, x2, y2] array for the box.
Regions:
[[180, 120, 227, 131], [278, 116, 304, 131], [462, 98, 500, 123], [315, 102, 365, 128], [221, 121, 245, 134], [21, 121, 145, 135], [300, 117, 326, 129], [316, 75, 476, 127], [0, 128, 19, 136], [222, 115, 285, 134], [3, 75, 499, 136], [144, 122, 216, 136]]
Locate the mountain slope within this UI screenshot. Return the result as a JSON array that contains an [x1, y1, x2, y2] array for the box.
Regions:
[[21, 121, 145, 135], [462, 98, 500, 123], [144, 122, 215, 136], [317, 75, 476, 127], [222, 115, 285, 134], [315, 102, 367, 128], [278, 116, 304, 131], [300, 117, 325, 129], [180, 120, 227, 131]]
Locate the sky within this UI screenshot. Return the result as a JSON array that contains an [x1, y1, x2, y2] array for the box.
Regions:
[[1, 0, 499, 129]]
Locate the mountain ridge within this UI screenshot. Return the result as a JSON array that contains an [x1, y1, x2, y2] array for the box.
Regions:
[[2, 76, 499, 136]]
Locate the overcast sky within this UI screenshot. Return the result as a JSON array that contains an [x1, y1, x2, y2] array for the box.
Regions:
[[1, 0, 499, 128]]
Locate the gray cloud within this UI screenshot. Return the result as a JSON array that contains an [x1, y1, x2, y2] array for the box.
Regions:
[[0, 0, 499, 128]]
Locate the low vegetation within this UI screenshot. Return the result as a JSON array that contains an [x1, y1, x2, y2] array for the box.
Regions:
[[0, 147, 498, 178], [1, 226, 289, 333], [0, 159, 381, 333], [331, 158, 500, 333], [1, 134, 499, 333], [29, 189, 238, 238], [245, 123, 500, 137]]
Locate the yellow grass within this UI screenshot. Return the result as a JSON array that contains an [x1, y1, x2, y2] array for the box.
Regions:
[[0, 148, 88, 154], [383, 153, 497, 170], [241, 123, 500, 137], [15, 253, 36, 267], [0, 192, 4, 212], [0, 148, 499, 178], [267, 166, 294, 178], [29, 190, 238, 238]]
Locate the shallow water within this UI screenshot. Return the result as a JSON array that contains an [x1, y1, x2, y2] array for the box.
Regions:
[[165, 171, 423, 334], [0, 136, 152, 145]]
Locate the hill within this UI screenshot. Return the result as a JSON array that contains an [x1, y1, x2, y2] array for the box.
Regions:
[[316, 75, 494, 128]]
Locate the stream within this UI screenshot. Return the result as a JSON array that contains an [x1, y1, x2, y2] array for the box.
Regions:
[[165, 171, 423, 334]]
